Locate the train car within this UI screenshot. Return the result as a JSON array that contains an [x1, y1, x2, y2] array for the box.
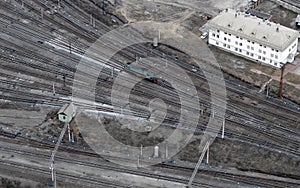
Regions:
[[0, 129, 19, 138], [124, 63, 158, 84]]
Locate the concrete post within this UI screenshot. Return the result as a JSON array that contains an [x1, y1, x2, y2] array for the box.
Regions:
[[222, 119, 225, 139], [206, 142, 209, 165], [67, 124, 71, 142], [52, 83, 55, 96], [165, 143, 168, 159], [41, 9, 44, 20]]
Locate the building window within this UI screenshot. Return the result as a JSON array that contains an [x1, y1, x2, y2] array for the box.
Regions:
[[247, 45, 250, 49], [217, 30, 220, 33], [239, 43, 242, 46], [224, 37, 227, 41], [262, 57, 266, 61], [216, 41, 219, 45], [258, 56, 261, 59], [251, 47, 254, 50], [227, 46, 230, 49], [228, 39, 231, 42], [229, 34, 232, 36], [275, 55, 278, 59], [250, 53, 254, 57], [239, 49, 242, 52], [224, 32, 227, 35], [236, 36, 239, 39], [271, 54, 274, 58], [235, 48, 238, 51], [246, 52, 250, 55], [264, 46, 266, 48], [274, 62, 277, 66], [252, 42, 255, 44], [259, 49, 262, 53], [247, 40, 250, 43], [271, 49, 274, 51], [212, 33, 216, 37], [223, 44, 226, 47], [263, 51, 266, 55], [217, 35, 220, 38], [276, 50, 278, 52], [270, 60, 273, 63], [235, 41, 238, 45]]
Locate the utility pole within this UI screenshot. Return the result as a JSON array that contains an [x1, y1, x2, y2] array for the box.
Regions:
[[93, 17, 96, 28], [136, 56, 139, 63], [165, 142, 168, 159], [54, 171, 57, 188], [222, 119, 225, 139], [41, 9, 44, 20], [111, 68, 114, 79], [206, 142, 209, 165], [50, 122, 68, 186], [187, 141, 210, 187], [69, 42, 72, 54], [90, 14, 93, 25], [71, 132, 74, 143], [158, 30, 161, 41], [278, 65, 285, 99], [52, 83, 56, 96], [200, 104, 204, 116], [67, 123, 71, 143]]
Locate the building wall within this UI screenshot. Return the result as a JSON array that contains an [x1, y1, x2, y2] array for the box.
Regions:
[[208, 28, 298, 68], [58, 114, 72, 123]]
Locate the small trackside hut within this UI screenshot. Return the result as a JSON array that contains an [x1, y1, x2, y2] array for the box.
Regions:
[[57, 102, 76, 123]]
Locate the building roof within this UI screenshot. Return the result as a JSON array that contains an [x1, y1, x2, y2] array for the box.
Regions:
[[296, 15, 300, 23], [208, 9, 299, 51], [245, 9, 271, 20], [58, 103, 76, 116]]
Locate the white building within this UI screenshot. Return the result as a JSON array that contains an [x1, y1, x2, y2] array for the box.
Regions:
[[208, 9, 299, 68]]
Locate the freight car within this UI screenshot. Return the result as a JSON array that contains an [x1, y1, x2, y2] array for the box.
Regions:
[[124, 63, 158, 83], [0, 129, 20, 138]]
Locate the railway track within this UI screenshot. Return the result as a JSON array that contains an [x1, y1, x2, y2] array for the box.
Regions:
[[0, 43, 300, 156], [0, 159, 129, 188], [280, 0, 300, 9], [0, 136, 298, 188], [0, 1, 299, 186]]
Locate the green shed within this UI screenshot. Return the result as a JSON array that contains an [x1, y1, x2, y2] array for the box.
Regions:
[[58, 103, 76, 123]]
